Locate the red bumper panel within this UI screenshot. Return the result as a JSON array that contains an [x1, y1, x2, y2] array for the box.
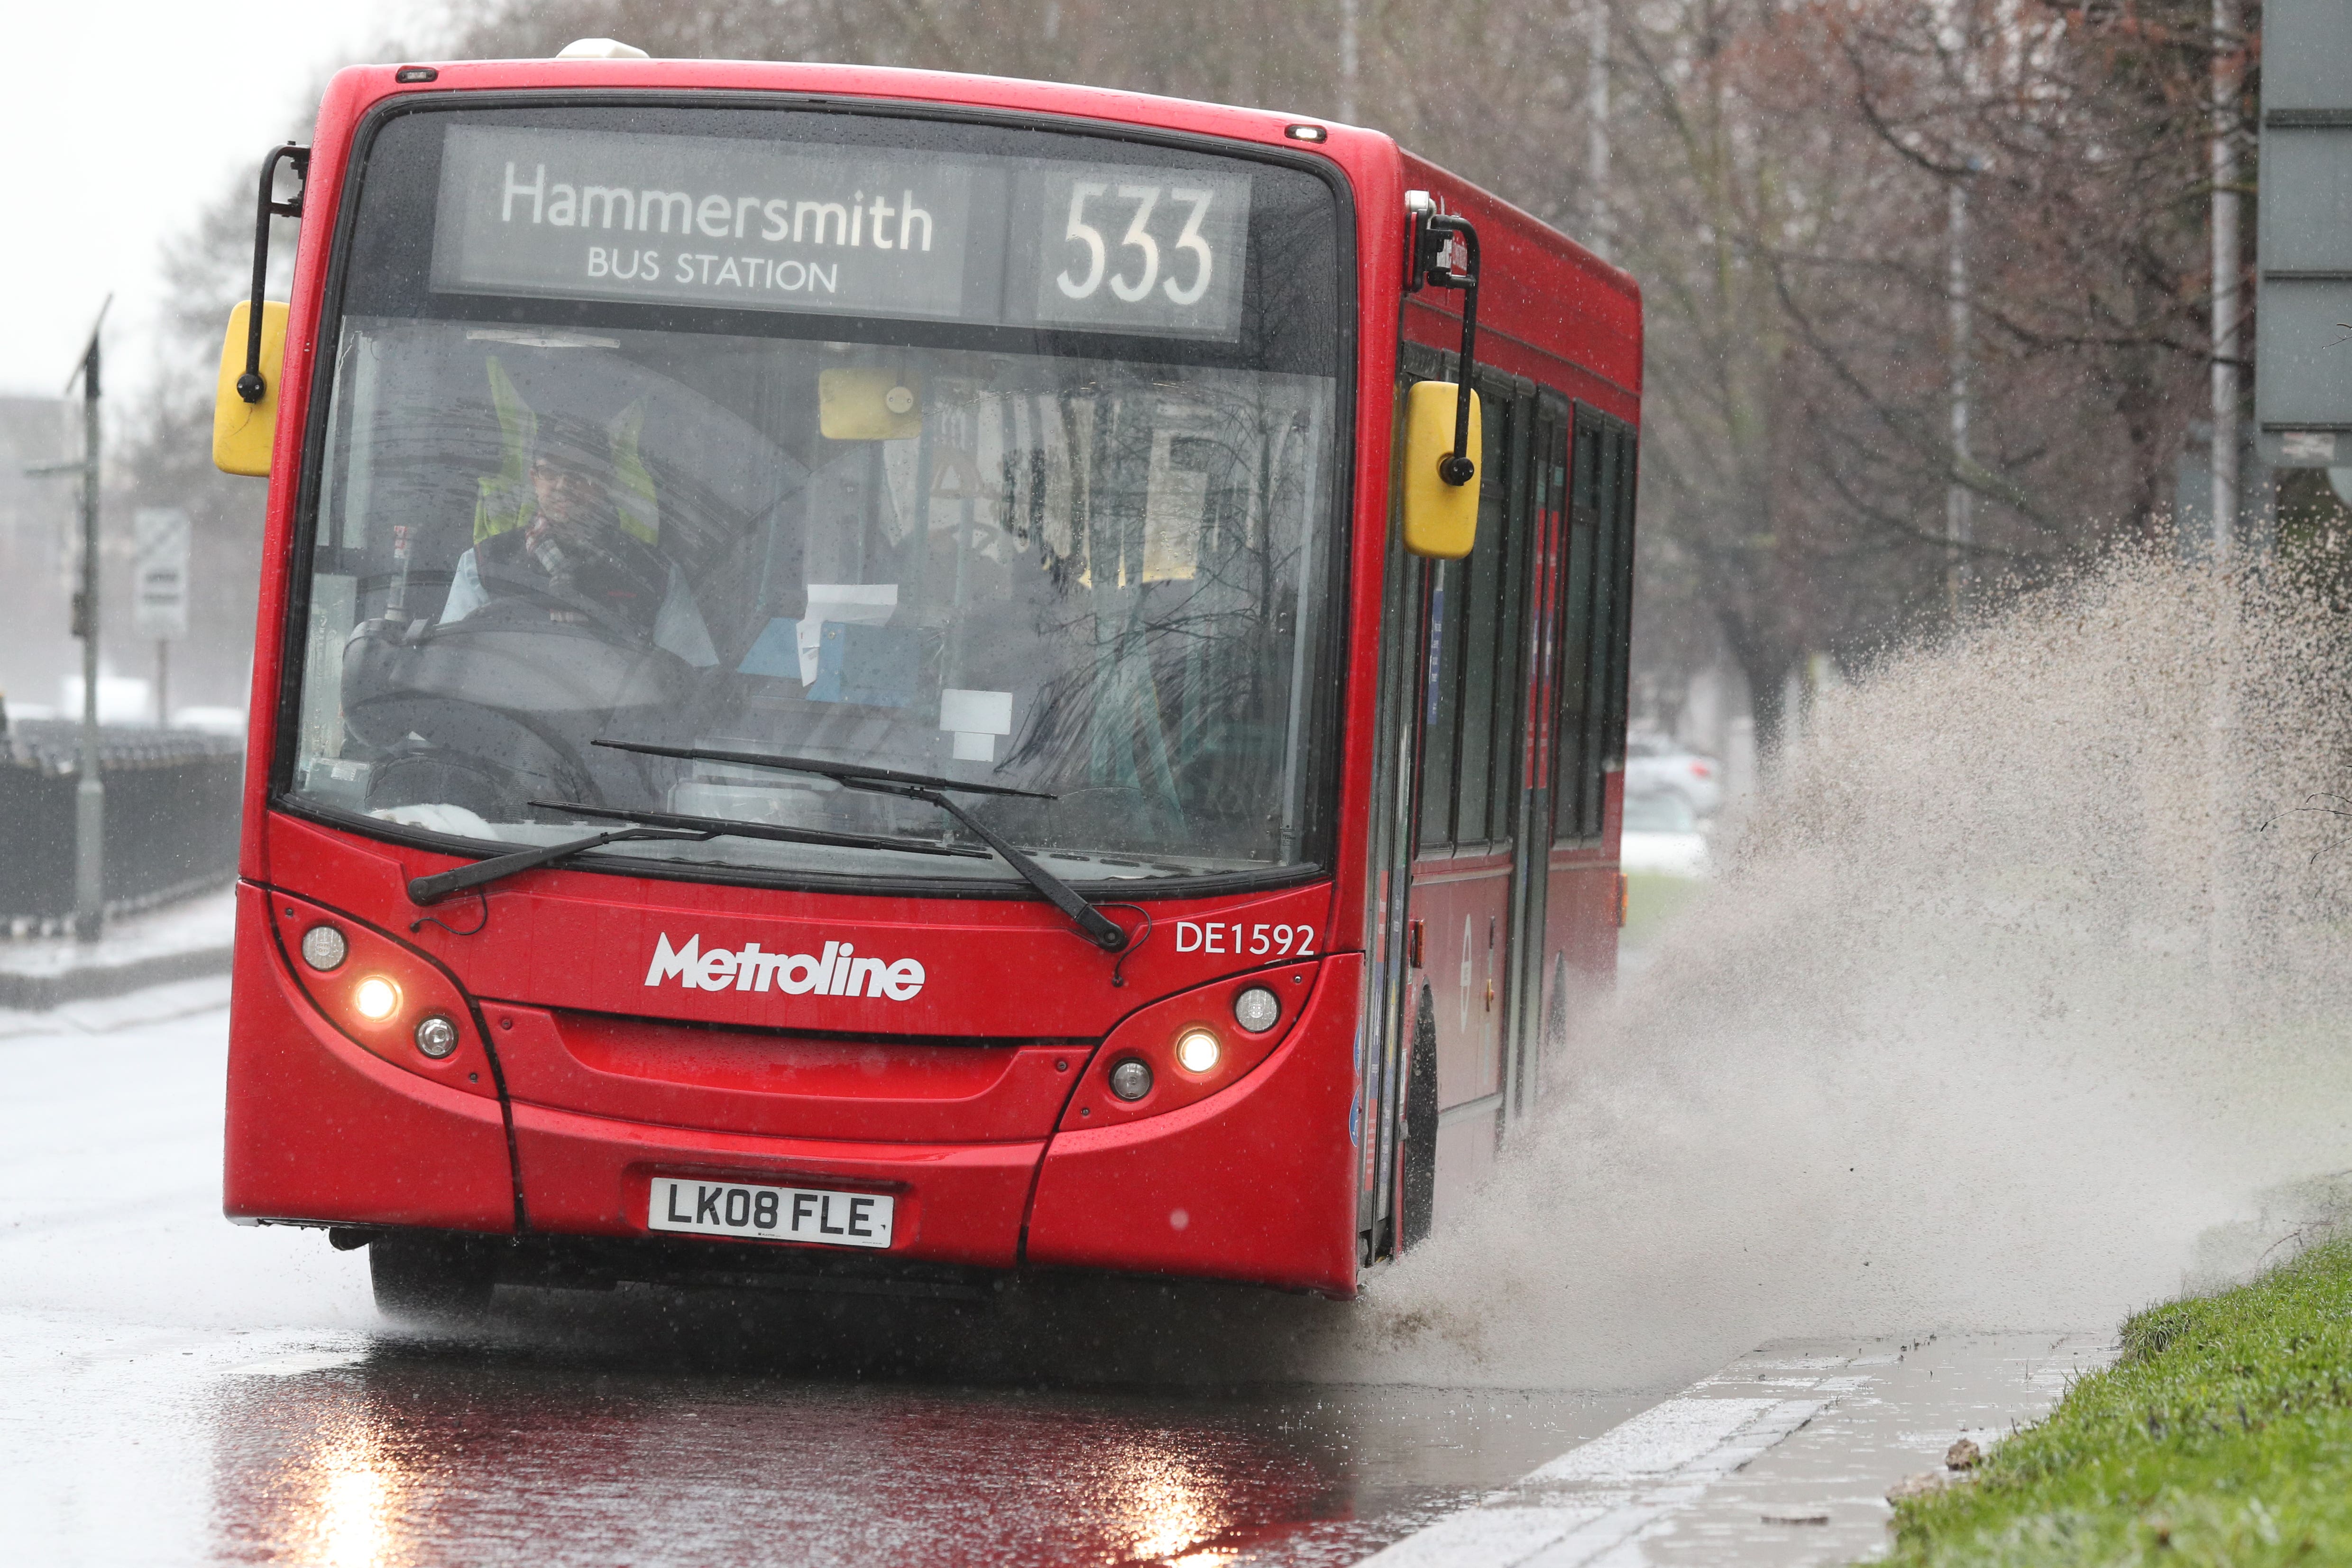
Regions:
[[508, 1101, 1043, 1268], [1025, 952, 1363, 1297], [224, 882, 516, 1231], [488, 1005, 1080, 1143]]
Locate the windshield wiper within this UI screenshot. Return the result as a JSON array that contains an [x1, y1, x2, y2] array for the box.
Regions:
[[595, 739, 1130, 951], [408, 825, 713, 906], [529, 798, 991, 861], [596, 739, 1053, 799], [406, 799, 989, 908]]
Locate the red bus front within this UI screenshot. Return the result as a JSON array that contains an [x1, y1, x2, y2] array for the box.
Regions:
[[222, 59, 1386, 1304]]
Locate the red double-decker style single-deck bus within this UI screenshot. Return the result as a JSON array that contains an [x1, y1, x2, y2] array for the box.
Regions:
[[211, 39, 1640, 1313]]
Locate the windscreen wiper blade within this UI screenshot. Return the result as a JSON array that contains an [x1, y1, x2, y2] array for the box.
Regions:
[[408, 825, 712, 907], [529, 798, 992, 860], [593, 739, 1128, 951], [408, 795, 992, 908], [594, 738, 1055, 799]]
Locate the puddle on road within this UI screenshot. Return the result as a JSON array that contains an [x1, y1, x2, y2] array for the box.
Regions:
[[197, 1302, 1647, 1568]]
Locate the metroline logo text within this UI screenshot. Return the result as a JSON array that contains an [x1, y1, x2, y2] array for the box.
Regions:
[[643, 934, 926, 1000]]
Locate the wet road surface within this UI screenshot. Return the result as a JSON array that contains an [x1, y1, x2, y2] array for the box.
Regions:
[[2, 980, 2107, 1566], [0, 981, 1652, 1566]]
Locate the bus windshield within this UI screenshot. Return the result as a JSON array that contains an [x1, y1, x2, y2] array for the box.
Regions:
[[287, 105, 1346, 890]]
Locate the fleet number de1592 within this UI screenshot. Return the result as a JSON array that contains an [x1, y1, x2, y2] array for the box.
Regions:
[[1173, 921, 1315, 957]]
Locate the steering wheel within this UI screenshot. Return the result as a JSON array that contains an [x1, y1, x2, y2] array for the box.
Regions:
[[435, 578, 662, 651]]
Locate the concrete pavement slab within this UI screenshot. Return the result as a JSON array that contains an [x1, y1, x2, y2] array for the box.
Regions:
[[0, 886, 232, 1010], [1361, 1332, 2114, 1566]]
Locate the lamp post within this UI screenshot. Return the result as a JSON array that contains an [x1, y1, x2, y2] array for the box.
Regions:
[[69, 312, 106, 941], [2210, 0, 2242, 567], [1588, 0, 1611, 263], [1338, 0, 1359, 122], [1947, 161, 1981, 617], [22, 301, 109, 941]]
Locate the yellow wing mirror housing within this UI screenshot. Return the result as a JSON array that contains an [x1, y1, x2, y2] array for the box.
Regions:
[[213, 300, 286, 477], [1400, 380, 1482, 559], [212, 143, 310, 477], [819, 368, 923, 440]]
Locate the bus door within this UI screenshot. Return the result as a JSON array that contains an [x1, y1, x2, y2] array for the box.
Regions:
[[1380, 350, 1536, 1246], [1357, 383, 1421, 1264]]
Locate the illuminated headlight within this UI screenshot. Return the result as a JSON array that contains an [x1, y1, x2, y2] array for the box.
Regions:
[[413, 1014, 459, 1059], [1231, 986, 1280, 1033], [1109, 1058, 1154, 1101], [1175, 1028, 1222, 1074], [299, 924, 348, 972], [351, 975, 401, 1022]]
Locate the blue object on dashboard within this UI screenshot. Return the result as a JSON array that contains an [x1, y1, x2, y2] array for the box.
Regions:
[[735, 616, 800, 679], [810, 622, 918, 708]]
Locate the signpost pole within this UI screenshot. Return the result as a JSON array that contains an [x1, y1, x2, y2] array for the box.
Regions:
[[2210, 0, 2241, 566], [72, 313, 106, 942], [1587, 1, 1611, 264]]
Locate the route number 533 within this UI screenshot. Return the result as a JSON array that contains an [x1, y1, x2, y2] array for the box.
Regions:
[[1056, 184, 1218, 307]]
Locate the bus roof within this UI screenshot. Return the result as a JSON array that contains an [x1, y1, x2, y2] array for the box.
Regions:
[[316, 54, 1641, 405]]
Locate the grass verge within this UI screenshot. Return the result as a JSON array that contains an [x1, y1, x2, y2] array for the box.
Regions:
[[1882, 1238, 2352, 1565]]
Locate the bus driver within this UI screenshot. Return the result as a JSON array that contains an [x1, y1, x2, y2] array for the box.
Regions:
[[439, 411, 718, 667]]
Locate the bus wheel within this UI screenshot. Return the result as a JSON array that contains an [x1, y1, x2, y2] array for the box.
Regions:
[[1401, 985, 1439, 1248], [369, 1233, 499, 1320]]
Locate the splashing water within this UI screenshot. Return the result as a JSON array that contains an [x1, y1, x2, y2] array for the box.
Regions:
[[1343, 556, 2352, 1390], [456, 558, 2352, 1394]]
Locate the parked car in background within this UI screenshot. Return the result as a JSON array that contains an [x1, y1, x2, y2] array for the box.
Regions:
[[1619, 789, 1709, 879], [1625, 732, 1724, 817], [1618, 788, 1709, 954]]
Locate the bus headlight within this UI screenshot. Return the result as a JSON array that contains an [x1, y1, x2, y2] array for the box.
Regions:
[[1175, 1028, 1222, 1074], [351, 975, 401, 1022], [1231, 986, 1280, 1033]]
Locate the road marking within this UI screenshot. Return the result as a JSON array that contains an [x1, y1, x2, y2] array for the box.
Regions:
[[1361, 1384, 1837, 1567]]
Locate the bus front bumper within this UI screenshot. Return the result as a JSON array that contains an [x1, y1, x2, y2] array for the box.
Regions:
[[226, 881, 1362, 1295]]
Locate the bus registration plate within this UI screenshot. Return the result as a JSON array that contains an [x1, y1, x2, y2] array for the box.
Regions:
[[647, 1177, 894, 1249]]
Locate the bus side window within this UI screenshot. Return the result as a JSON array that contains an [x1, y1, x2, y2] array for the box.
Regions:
[[1578, 426, 1622, 838], [1554, 409, 1638, 842], [1418, 551, 1464, 852], [1600, 425, 1637, 785], [1523, 414, 1566, 816], [1486, 396, 1534, 842], [1554, 419, 1603, 843], [1452, 392, 1512, 846]]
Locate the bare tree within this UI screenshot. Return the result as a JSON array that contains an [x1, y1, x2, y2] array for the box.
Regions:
[[116, 0, 2261, 746]]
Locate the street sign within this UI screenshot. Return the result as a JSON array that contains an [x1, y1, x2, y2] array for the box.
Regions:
[[2254, 2, 2352, 468], [132, 507, 190, 640]]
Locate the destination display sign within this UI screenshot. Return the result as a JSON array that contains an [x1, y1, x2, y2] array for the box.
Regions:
[[432, 126, 1254, 341]]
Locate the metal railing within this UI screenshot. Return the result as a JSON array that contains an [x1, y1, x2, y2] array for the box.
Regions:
[[0, 720, 243, 931]]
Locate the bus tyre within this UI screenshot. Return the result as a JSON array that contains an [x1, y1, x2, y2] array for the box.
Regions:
[[368, 1233, 499, 1320], [1401, 985, 1439, 1249]]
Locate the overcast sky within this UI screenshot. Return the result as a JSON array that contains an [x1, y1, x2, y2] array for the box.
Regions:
[[0, 2, 433, 398]]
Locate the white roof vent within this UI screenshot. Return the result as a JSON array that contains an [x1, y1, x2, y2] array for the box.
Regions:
[[556, 38, 650, 60]]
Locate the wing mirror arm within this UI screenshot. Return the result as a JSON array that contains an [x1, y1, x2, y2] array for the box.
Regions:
[[237, 143, 311, 405], [1405, 194, 1482, 488]]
